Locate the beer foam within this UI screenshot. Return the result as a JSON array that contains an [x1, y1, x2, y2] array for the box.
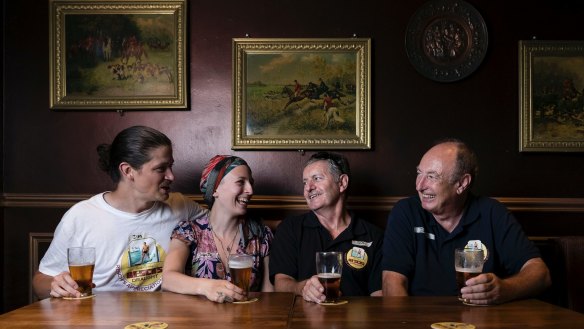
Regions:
[[317, 273, 341, 279], [455, 266, 483, 273], [229, 259, 253, 268]]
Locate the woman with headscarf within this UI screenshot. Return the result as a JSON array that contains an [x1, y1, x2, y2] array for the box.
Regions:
[[162, 155, 274, 302]]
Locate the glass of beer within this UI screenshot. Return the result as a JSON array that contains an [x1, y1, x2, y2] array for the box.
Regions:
[[454, 248, 485, 303], [228, 254, 253, 301], [67, 247, 96, 297], [316, 251, 343, 303]]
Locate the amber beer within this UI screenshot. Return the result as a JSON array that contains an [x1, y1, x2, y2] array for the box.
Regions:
[[228, 254, 253, 300], [68, 264, 95, 296], [67, 247, 96, 297], [318, 273, 341, 303], [455, 267, 481, 299]]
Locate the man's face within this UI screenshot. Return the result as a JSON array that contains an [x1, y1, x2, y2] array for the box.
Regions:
[[415, 143, 460, 217], [302, 160, 344, 212], [131, 145, 174, 203]]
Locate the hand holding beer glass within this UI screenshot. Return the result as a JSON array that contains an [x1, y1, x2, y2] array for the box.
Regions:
[[455, 248, 486, 305], [67, 247, 96, 298], [228, 254, 253, 302], [315, 251, 343, 304]]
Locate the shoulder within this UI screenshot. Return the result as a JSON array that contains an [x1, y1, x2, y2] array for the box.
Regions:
[[470, 195, 510, 215]]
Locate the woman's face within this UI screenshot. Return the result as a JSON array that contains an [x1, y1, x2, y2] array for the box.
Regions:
[[213, 165, 253, 216], [130, 145, 175, 204]]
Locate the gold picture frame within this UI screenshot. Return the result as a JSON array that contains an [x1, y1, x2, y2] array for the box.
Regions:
[[519, 40, 584, 152], [232, 38, 371, 150], [49, 0, 187, 110]]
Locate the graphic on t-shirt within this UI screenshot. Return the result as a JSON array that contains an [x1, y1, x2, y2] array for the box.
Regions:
[[117, 235, 166, 291]]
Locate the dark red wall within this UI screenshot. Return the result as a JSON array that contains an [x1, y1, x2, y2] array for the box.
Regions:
[[3, 0, 584, 313]]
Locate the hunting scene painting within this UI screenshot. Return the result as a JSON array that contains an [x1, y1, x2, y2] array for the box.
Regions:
[[232, 39, 371, 150], [520, 41, 584, 151], [50, 0, 187, 109]]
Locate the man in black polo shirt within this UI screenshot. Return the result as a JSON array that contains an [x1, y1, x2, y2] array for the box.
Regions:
[[270, 152, 383, 303], [382, 139, 551, 305]]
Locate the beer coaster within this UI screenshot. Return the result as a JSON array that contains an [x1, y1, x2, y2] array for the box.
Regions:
[[232, 297, 259, 304], [462, 301, 489, 307], [63, 294, 95, 300], [431, 322, 476, 329], [319, 300, 348, 306], [124, 321, 168, 329]]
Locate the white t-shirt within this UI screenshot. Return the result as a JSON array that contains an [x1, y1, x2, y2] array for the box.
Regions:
[[39, 192, 207, 292]]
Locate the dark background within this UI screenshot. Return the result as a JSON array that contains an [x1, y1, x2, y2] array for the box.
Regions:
[[2, 0, 584, 313]]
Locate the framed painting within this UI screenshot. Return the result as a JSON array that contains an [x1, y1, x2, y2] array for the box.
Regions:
[[49, 0, 187, 110], [232, 38, 371, 150], [519, 40, 584, 152]]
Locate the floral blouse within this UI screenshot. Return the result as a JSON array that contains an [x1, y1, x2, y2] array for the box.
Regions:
[[171, 214, 273, 291]]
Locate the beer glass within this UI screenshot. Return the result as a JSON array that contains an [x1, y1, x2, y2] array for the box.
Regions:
[[67, 247, 96, 297], [454, 248, 485, 302], [228, 254, 253, 301], [315, 251, 343, 303]]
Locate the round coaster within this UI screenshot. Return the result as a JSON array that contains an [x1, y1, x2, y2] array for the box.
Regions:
[[63, 294, 95, 300], [462, 301, 489, 307], [319, 300, 348, 306], [124, 321, 168, 329], [431, 322, 476, 329], [232, 297, 259, 304]]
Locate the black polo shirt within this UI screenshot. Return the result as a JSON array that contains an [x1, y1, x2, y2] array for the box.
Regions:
[[382, 194, 541, 296], [270, 211, 383, 296]]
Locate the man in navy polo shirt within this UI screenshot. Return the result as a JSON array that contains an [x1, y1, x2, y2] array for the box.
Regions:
[[382, 139, 551, 305], [270, 152, 383, 303]]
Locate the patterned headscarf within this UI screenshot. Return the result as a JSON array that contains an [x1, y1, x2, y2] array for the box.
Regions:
[[200, 155, 249, 208]]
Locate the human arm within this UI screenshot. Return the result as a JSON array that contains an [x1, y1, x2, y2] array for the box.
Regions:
[[161, 239, 244, 303], [461, 257, 551, 305], [33, 271, 82, 299], [261, 256, 274, 292], [382, 270, 409, 296], [274, 273, 326, 303]]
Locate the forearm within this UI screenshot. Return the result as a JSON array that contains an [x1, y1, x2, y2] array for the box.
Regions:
[[500, 258, 551, 302], [382, 270, 409, 296], [32, 271, 54, 299], [161, 270, 211, 296], [274, 274, 306, 296]]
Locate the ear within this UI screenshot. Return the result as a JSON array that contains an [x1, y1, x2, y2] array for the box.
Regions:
[[338, 174, 349, 193], [119, 162, 134, 181], [456, 174, 471, 194]]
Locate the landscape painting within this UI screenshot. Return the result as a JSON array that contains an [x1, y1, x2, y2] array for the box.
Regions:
[[49, 0, 187, 110], [232, 38, 371, 150]]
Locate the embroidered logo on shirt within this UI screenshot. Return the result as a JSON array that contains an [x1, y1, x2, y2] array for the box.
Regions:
[[414, 226, 435, 240], [352, 240, 373, 247], [346, 247, 368, 269]]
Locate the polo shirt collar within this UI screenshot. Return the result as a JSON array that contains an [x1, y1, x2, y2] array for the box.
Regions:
[[304, 211, 364, 240]]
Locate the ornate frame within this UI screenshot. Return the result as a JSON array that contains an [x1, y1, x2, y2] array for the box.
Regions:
[[232, 38, 371, 150], [519, 40, 584, 152], [49, 0, 187, 110]]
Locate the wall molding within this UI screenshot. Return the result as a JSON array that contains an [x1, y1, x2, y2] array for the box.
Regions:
[[2, 193, 584, 213]]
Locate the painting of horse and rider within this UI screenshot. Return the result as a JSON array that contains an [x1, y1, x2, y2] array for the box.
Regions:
[[244, 53, 360, 138], [50, 0, 186, 109]]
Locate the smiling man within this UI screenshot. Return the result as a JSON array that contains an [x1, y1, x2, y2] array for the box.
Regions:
[[269, 152, 383, 303], [382, 139, 551, 305]]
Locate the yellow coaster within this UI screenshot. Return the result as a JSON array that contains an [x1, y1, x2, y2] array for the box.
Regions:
[[62, 294, 95, 300], [431, 322, 476, 329], [124, 321, 169, 329], [319, 300, 348, 306], [462, 301, 489, 307], [233, 297, 259, 304]]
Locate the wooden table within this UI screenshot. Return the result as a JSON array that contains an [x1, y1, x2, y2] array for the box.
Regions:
[[290, 296, 584, 329], [0, 292, 295, 328], [2, 293, 583, 328]]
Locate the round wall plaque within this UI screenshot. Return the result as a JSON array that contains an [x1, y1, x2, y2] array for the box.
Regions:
[[405, 0, 488, 82]]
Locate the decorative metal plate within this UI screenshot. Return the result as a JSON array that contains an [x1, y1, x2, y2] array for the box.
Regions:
[[405, 0, 488, 82]]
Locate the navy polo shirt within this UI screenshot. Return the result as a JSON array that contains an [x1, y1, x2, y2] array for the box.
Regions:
[[270, 211, 383, 296], [382, 194, 541, 296]]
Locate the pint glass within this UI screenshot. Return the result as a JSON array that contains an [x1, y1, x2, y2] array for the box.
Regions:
[[316, 251, 343, 303], [454, 248, 485, 301], [228, 254, 253, 301], [67, 247, 96, 297]]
